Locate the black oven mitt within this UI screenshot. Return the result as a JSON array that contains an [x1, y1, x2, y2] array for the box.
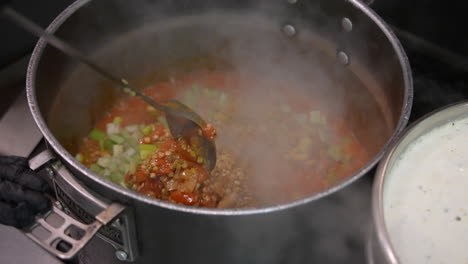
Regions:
[[0, 156, 52, 229]]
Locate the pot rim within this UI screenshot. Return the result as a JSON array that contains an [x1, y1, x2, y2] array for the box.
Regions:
[[371, 100, 468, 263], [26, 0, 413, 216]]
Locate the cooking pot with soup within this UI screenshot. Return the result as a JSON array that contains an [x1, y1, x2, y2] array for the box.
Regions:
[[368, 101, 468, 264], [25, 0, 412, 263]]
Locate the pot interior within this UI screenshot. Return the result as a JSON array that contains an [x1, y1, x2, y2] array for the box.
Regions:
[[32, 0, 409, 207]]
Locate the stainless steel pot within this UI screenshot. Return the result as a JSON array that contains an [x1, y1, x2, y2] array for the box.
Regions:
[[25, 0, 412, 263], [368, 101, 468, 264]]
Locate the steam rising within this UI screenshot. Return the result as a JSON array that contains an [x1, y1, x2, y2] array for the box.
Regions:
[[47, 1, 393, 263]]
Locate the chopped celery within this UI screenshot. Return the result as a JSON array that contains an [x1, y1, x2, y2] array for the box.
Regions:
[[143, 125, 154, 136], [108, 173, 123, 184], [75, 153, 83, 163], [128, 160, 137, 174], [219, 92, 227, 106], [125, 125, 139, 133], [108, 161, 118, 172], [109, 134, 125, 144], [139, 144, 158, 159], [113, 116, 122, 124], [309, 111, 322, 124], [106, 123, 120, 134], [103, 138, 114, 151], [124, 148, 136, 157], [89, 128, 106, 141], [113, 144, 124, 156], [90, 164, 102, 174], [103, 169, 111, 177], [97, 156, 111, 168]]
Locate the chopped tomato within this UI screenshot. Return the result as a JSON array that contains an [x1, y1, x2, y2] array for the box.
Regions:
[[124, 173, 133, 184], [159, 137, 176, 152], [134, 170, 148, 183], [170, 191, 198, 205], [153, 124, 167, 137], [139, 179, 161, 197]]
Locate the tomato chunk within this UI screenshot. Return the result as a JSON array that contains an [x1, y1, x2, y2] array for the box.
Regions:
[[170, 191, 198, 205]]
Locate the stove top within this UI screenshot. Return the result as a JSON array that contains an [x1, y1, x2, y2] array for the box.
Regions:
[[0, 31, 466, 264]]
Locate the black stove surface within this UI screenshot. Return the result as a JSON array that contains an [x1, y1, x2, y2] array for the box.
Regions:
[[0, 32, 466, 264]]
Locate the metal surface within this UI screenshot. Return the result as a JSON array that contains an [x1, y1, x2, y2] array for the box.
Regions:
[[342, 17, 353, 32], [369, 101, 468, 264], [51, 160, 139, 262], [25, 204, 103, 260], [29, 148, 55, 170], [337, 51, 350, 65], [25, 150, 138, 261], [282, 24, 297, 37], [25, 0, 412, 263], [2, 6, 217, 172]]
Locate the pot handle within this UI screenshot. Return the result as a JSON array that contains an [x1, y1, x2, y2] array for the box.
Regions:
[[25, 149, 136, 261]]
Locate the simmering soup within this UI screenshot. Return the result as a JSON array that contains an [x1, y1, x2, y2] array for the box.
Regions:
[[76, 70, 369, 208]]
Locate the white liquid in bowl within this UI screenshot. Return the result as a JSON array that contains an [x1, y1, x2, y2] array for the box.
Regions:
[[384, 117, 468, 264]]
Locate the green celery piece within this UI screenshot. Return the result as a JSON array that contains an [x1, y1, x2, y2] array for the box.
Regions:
[[219, 92, 227, 106], [113, 116, 123, 124], [97, 156, 112, 168], [143, 125, 154, 136], [109, 134, 125, 144], [89, 128, 106, 141], [103, 138, 115, 151], [128, 160, 137, 174], [138, 144, 158, 159], [107, 173, 123, 184], [90, 164, 102, 174]]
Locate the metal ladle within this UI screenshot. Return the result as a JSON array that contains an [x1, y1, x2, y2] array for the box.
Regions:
[[1, 7, 217, 171]]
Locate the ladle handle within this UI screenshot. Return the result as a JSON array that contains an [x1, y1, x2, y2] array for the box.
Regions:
[[1, 7, 172, 115]]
